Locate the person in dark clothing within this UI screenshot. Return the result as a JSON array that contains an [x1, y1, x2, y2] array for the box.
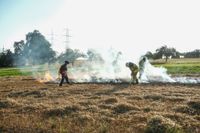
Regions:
[[59, 61, 70, 86]]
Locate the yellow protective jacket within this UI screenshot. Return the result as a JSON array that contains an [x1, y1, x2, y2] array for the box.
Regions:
[[127, 62, 139, 74]]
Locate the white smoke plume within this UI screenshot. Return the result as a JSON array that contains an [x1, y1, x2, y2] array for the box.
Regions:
[[17, 47, 200, 84], [66, 48, 130, 83], [138, 58, 200, 84], [139, 59, 175, 83]]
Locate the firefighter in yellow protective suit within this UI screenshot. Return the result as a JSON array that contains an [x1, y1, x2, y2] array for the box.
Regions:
[[126, 62, 139, 84]]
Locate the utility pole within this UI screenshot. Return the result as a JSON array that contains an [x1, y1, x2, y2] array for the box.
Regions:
[[50, 30, 54, 45], [64, 28, 72, 49], [2, 45, 4, 52], [46, 29, 54, 45]]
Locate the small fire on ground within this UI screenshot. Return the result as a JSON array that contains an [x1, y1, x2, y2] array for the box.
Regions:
[[38, 72, 58, 83]]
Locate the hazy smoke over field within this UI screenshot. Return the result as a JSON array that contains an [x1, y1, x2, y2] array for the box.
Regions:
[[17, 47, 200, 84], [66, 48, 131, 83], [19, 48, 130, 83]]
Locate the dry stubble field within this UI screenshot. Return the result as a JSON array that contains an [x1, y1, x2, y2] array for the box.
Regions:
[[0, 76, 200, 133]]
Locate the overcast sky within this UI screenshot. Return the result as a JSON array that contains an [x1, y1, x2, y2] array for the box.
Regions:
[[0, 0, 200, 59]]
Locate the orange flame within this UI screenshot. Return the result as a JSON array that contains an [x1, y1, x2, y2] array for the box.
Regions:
[[38, 72, 55, 83]]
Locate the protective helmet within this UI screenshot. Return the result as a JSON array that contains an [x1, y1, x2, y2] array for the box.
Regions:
[[65, 61, 69, 64], [140, 56, 147, 62]]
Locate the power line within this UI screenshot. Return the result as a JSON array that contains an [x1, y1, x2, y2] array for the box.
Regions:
[[46, 30, 55, 45], [63, 28, 72, 49], [45, 28, 72, 49], [49, 30, 54, 45], [2, 45, 4, 52]]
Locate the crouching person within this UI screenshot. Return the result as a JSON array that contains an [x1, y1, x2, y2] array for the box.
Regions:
[[59, 61, 70, 86], [126, 62, 139, 84]]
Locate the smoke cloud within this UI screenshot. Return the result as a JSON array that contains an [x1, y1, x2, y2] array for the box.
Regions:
[[16, 46, 200, 84]]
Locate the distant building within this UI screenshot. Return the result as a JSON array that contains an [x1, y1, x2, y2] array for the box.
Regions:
[[162, 55, 172, 59]]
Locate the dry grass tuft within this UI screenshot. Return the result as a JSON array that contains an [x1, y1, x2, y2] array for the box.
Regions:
[[8, 90, 46, 98], [0, 98, 19, 109], [144, 94, 164, 101], [143, 107, 151, 113], [84, 105, 99, 113], [165, 96, 185, 102], [194, 115, 200, 121], [64, 105, 82, 115], [104, 97, 118, 104], [127, 95, 143, 100], [44, 105, 82, 117], [16, 105, 40, 113], [73, 114, 94, 124], [44, 107, 66, 117], [112, 103, 140, 114], [99, 104, 113, 109], [145, 115, 183, 133], [98, 122, 109, 133], [0, 77, 200, 132]]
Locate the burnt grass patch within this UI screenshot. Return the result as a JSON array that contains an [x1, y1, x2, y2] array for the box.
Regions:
[[187, 101, 200, 112], [0, 100, 11, 109]]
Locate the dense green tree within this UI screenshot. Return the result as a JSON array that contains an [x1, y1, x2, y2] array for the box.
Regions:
[[24, 30, 56, 64], [0, 49, 14, 67], [14, 40, 25, 55], [13, 30, 56, 65], [155, 45, 177, 62], [13, 40, 26, 66]]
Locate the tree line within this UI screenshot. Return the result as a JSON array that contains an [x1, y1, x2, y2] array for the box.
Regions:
[[0, 30, 105, 67], [0, 30, 200, 67], [145, 45, 200, 62]]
